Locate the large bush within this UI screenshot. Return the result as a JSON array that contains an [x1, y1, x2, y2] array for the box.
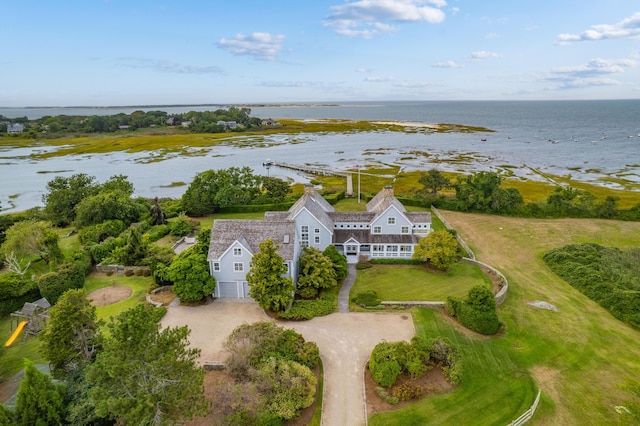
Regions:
[[543, 243, 640, 328], [37, 262, 87, 304], [369, 340, 431, 387], [0, 273, 40, 317], [447, 285, 500, 335]]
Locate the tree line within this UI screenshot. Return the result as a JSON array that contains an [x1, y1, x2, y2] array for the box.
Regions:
[[0, 107, 264, 137], [414, 169, 640, 221]]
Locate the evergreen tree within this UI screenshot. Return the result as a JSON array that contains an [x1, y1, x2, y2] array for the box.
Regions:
[[14, 360, 66, 426], [247, 239, 294, 311], [87, 305, 207, 425], [297, 247, 337, 298], [323, 245, 348, 280]]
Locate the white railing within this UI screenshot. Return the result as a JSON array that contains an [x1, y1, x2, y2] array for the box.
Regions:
[[508, 390, 541, 426]]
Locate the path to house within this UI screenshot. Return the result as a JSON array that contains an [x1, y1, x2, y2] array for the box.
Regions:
[[338, 264, 357, 313], [160, 299, 415, 426]]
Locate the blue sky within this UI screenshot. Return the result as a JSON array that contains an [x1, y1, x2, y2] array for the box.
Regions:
[[1, 0, 639, 106]]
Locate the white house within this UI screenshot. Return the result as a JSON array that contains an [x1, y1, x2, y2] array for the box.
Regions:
[[7, 123, 25, 134], [207, 185, 431, 298]]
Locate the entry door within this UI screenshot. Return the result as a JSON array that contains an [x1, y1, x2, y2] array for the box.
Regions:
[[345, 244, 359, 256]]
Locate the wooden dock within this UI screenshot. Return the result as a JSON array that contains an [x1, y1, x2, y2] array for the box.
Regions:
[[266, 160, 348, 177]]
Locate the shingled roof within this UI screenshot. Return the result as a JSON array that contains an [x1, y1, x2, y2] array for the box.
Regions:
[[366, 186, 407, 216], [286, 184, 334, 232], [208, 219, 296, 260]]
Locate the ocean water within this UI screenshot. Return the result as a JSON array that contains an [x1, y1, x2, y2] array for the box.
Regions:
[[1, 100, 639, 213]]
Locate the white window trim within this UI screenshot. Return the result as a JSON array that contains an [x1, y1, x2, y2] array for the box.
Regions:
[[401, 226, 409, 234], [233, 262, 244, 272], [388, 217, 396, 225], [373, 226, 382, 234], [233, 247, 242, 256], [213, 262, 220, 272]]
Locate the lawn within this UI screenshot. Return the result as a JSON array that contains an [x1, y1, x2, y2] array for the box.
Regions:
[[84, 273, 153, 320], [0, 316, 46, 381], [419, 211, 640, 424], [350, 262, 491, 302], [370, 308, 537, 425]]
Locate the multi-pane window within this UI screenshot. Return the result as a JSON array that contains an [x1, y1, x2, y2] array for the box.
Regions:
[[213, 262, 220, 272], [373, 226, 381, 234], [386, 245, 398, 254], [401, 226, 409, 234], [314, 235, 320, 244], [301, 225, 309, 247], [388, 217, 396, 225], [283, 263, 289, 274], [233, 247, 242, 256], [314, 228, 320, 234], [233, 262, 244, 272]]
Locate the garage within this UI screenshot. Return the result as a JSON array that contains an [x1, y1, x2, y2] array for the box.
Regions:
[[216, 281, 239, 298], [242, 281, 252, 300]]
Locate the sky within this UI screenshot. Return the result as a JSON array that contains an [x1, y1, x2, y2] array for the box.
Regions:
[[1, 1, 639, 106]]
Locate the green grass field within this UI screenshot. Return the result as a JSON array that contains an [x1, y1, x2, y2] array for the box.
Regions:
[[420, 211, 640, 425], [350, 262, 491, 302], [84, 274, 153, 320], [370, 308, 537, 425]]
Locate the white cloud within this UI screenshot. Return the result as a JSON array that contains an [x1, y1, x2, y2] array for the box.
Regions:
[[364, 75, 395, 82], [556, 12, 640, 45], [259, 81, 322, 88], [119, 57, 223, 74], [432, 60, 463, 68], [395, 80, 432, 88], [324, 0, 446, 38], [543, 58, 635, 89], [355, 67, 372, 73], [471, 50, 500, 60], [218, 32, 285, 61]]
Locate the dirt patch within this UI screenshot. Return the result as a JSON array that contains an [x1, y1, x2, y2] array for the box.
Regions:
[[149, 287, 176, 306], [365, 365, 454, 416], [186, 368, 320, 426], [87, 286, 133, 307]]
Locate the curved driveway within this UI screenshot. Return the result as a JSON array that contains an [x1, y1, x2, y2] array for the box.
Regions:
[[161, 301, 415, 426]]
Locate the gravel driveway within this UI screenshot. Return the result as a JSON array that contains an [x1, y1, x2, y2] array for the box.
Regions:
[[161, 300, 415, 426]]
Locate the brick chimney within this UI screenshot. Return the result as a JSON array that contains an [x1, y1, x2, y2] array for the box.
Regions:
[[383, 186, 394, 198]]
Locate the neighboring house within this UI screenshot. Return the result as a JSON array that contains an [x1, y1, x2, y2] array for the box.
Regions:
[[261, 118, 279, 126], [208, 185, 431, 298], [181, 120, 191, 127], [7, 123, 25, 134], [216, 120, 238, 129]]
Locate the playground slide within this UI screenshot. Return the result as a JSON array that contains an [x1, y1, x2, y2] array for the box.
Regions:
[[4, 321, 27, 347]]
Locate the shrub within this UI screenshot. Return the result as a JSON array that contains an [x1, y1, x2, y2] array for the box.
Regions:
[[424, 338, 463, 384], [124, 269, 135, 277], [447, 286, 500, 335], [369, 340, 434, 387], [392, 382, 425, 401], [277, 299, 335, 320], [0, 273, 40, 317], [37, 262, 86, 304], [352, 290, 381, 307], [356, 262, 372, 270], [375, 387, 399, 405], [78, 219, 126, 244], [144, 224, 171, 242], [170, 213, 193, 236]]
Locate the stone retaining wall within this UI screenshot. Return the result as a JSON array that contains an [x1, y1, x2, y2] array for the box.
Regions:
[[96, 264, 151, 275]]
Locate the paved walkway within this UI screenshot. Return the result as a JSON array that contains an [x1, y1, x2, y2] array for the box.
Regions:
[[338, 264, 357, 313]]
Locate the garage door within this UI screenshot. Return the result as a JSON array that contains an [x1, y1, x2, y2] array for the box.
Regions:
[[217, 281, 239, 298], [242, 281, 253, 300]]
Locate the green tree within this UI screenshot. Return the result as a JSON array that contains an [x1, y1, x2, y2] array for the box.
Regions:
[[43, 173, 99, 226], [100, 174, 135, 195], [258, 176, 291, 203], [40, 289, 102, 379], [413, 230, 459, 270], [182, 167, 261, 216], [0, 220, 63, 265], [419, 169, 451, 196], [323, 244, 348, 280], [453, 171, 523, 213], [112, 226, 148, 266], [165, 250, 216, 303], [87, 305, 207, 425], [37, 261, 87, 304], [297, 247, 337, 298], [247, 239, 294, 312], [14, 360, 66, 426], [75, 190, 142, 227]]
